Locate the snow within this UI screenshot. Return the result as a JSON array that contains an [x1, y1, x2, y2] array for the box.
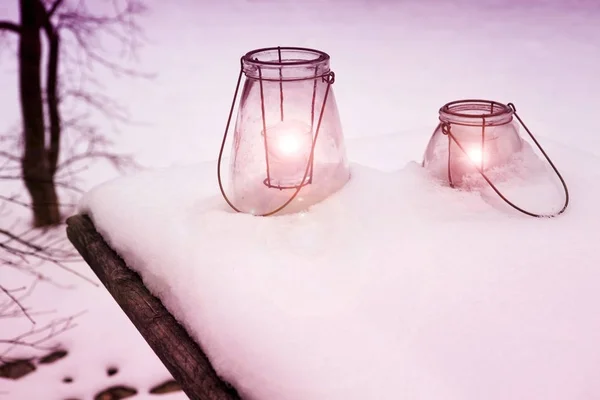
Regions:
[[0, 258, 181, 399], [79, 132, 600, 400], [2, 0, 600, 398]]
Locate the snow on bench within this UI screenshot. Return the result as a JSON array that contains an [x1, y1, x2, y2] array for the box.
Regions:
[[71, 138, 600, 400]]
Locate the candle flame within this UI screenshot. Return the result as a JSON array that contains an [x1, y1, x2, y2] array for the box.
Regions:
[[467, 148, 483, 165], [277, 133, 303, 156]]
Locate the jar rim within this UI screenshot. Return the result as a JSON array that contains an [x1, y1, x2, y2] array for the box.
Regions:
[[439, 99, 513, 126], [242, 46, 330, 67]]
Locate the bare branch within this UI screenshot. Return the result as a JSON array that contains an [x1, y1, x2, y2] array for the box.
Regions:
[[0, 21, 21, 34], [0, 313, 84, 358], [0, 151, 20, 162], [2, 0, 149, 358], [48, 0, 65, 17], [0, 285, 34, 324], [0, 194, 75, 210]]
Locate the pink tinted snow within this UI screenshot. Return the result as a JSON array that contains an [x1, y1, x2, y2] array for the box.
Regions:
[[80, 136, 600, 400]]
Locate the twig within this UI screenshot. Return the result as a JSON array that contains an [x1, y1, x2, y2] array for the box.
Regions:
[[0, 285, 34, 324]]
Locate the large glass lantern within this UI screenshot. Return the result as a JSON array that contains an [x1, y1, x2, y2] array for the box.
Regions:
[[217, 47, 350, 216], [422, 99, 569, 217]]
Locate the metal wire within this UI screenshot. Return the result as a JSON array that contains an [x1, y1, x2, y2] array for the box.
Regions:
[[216, 53, 335, 217], [216, 65, 244, 214], [442, 102, 570, 218], [258, 65, 272, 186]]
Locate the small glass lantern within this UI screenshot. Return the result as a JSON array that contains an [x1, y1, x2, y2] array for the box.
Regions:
[[217, 47, 350, 216], [422, 99, 569, 217]]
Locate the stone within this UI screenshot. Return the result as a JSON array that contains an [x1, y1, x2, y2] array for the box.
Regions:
[[0, 359, 36, 380], [149, 379, 182, 395], [39, 349, 68, 364], [94, 385, 137, 400]]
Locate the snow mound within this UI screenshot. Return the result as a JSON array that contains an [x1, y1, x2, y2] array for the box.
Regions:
[[80, 140, 600, 400]]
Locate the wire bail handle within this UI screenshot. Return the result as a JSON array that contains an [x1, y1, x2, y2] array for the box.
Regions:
[[441, 102, 570, 218], [217, 59, 336, 217]]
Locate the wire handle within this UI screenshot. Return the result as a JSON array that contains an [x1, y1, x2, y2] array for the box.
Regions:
[[216, 62, 335, 217], [442, 102, 570, 218]]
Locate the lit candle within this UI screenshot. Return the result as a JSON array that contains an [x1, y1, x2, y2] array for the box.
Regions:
[[264, 120, 313, 188], [466, 147, 483, 166]]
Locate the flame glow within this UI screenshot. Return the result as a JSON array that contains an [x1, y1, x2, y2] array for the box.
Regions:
[[266, 120, 312, 161], [263, 120, 314, 187], [467, 148, 483, 165], [276, 133, 303, 157]]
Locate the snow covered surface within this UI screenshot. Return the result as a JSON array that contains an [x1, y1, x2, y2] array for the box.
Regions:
[[2, 0, 600, 398], [79, 133, 600, 400]]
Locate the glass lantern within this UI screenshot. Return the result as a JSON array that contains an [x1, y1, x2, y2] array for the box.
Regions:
[[217, 47, 350, 216], [422, 99, 569, 217]]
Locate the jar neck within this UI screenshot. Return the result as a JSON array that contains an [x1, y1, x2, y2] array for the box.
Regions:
[[439, 99, 513, 126], [241, 46, 330, 81]]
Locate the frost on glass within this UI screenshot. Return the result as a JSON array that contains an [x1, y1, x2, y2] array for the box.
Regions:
[[228, 48, 350, 215], [423, 100, 524, 187]]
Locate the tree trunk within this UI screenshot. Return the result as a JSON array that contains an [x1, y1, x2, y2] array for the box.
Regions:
[[18, 0, 61, 227]]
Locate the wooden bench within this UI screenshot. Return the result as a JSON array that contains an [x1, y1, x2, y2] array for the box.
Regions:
[[66, 214, 241, 400]]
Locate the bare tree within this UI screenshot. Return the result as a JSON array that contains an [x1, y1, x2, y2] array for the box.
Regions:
[[1, 0, 145, 226], [1, 0, 147, 365]]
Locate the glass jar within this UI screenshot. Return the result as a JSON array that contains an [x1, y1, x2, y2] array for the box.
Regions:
[[220, 47, 350, 216], [423, 99, 524, 187]]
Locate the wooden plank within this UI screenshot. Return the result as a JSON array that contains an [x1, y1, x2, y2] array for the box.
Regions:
[[66, 214, 240, 400]]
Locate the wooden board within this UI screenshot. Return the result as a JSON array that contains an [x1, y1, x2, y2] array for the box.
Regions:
[[66, 214, 241, 400]]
